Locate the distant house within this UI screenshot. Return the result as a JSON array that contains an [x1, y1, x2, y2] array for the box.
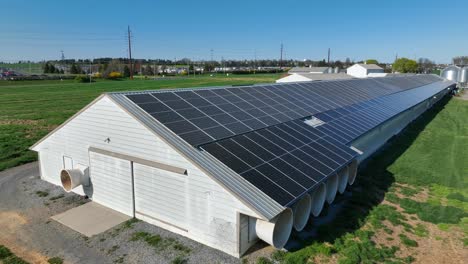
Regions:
[[288, 66, 331, 74], [276, 73, 353, 83], [346, 64, 384, 78]]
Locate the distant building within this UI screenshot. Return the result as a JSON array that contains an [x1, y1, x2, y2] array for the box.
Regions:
[[288, 66, 331, 74], [346, 63, 384, 78], [276, 73, 353, 83]]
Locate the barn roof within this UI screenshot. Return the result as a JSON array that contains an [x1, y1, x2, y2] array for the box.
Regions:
[[288, 67, 330, 74], [353, 63, 383, 70], [105, 75, 453, 220]]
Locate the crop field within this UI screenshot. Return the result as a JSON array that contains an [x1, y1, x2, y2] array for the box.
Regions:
[[252, 96, 468, 264], [0, 73, 282, 171]]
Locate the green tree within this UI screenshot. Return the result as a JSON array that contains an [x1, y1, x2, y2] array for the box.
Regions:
[[123, 65, 131, 77], [70, 64, 79, 74], [393, 58, 418, 73], [43, 63, 50, 73], [365, 59, 378, 64], [49, 64, 56, 74]]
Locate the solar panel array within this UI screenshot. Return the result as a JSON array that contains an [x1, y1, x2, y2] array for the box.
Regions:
[[124, 75, 450, 207], [126, 75, 441, 147], [201, 120, 357, 205], [313, 81, 451, 144]]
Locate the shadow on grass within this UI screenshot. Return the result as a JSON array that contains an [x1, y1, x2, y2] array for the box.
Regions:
[[282, 95, 453, 250]]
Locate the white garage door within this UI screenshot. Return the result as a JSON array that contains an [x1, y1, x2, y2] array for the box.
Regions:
[[133, 163, 187, 230], [89, 151, 133, 216]]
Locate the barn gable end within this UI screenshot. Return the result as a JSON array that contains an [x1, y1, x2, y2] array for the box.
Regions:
[[31, 95, 260, 256]]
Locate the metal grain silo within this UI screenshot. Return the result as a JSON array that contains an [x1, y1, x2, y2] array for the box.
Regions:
[[458, 66, 468, 83], [441, 65, 460, 81]]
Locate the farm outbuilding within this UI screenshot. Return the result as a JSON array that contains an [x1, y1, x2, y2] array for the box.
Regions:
[[347, 63, 384, 78], [31, 75, 455, 257]]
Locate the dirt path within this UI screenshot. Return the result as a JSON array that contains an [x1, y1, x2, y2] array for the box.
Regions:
[[0, 163, 114, 264]]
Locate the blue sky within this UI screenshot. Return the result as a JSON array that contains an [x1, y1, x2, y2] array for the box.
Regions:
[[1, 0, 467, 63]]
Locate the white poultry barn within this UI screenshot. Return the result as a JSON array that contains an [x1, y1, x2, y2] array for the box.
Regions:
[[31, 75, 454, 257]]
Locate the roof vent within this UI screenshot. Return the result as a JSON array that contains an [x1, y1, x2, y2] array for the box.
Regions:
[[304, 116, 325, 128]]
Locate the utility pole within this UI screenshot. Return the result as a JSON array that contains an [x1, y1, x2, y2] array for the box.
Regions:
[[89, 58, 92, 83], [327, 48, 331, 65], [210, 49, 214, 62], [127, 25, 133, 80], [279, 43, 283, 69], [254, 49, 257, 74]]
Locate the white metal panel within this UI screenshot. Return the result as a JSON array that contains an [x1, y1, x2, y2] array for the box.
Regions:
[[63, 156, 73, 169], [133, 162, 187, 230], [89, 151, 133, 216], [39, 150, 63, 185]]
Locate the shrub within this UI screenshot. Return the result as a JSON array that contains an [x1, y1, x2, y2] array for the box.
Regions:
[[74, 75, 92, 83], [107, 71, 122, 79]]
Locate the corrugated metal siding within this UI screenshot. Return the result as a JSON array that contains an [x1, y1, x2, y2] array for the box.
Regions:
[[109, 94, 285, 221], [33, 95, 257, 256], [89, 151, 133, 216]]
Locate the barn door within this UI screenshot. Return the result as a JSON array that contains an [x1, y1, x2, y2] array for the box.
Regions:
[[89, 151, 133, 216], [133, 162, 187, 231]]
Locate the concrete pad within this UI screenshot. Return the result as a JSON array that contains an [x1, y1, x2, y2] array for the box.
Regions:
[[52, 202, 131, 237]]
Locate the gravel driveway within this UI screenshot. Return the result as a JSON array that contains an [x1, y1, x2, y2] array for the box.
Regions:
[[0, 162, 241, 264]]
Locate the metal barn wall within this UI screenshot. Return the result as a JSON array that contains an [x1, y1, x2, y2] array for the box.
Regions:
[[351, 90, 449, 162], [346, 65, 368, 78], [32, 95, 259, 257]]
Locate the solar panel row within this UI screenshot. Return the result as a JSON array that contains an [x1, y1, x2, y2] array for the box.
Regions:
[[126, 75, 441, 147], [201, 120, 357, 206], [313, 81, 450, 144]]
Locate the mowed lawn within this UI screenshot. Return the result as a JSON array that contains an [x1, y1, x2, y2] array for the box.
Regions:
[[0, 73, 282, 171], [261, 97, 468, 264]]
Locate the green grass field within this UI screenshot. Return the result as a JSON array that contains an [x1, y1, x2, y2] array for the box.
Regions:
[[0, 63, 45, 75], [262, 97, 468, 264], [0, 74, 281, 171]]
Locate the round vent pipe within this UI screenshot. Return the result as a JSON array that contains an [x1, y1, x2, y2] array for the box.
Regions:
[[325, 173, 339, 204], [292, 194, 311, 231], [348, 160, 358, 185], [60, 167, 89, 192], [337, 167, 349, 194], [310, 183, 326, 217], [255, 209, 293, 249]]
